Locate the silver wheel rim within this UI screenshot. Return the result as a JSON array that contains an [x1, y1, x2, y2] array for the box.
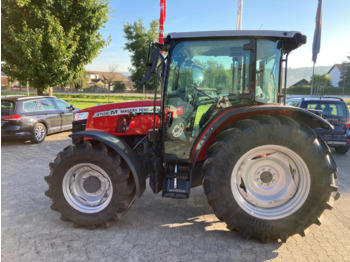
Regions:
[[172, 122, 185, 138], [62, 163, 113, 213], [35, 125, 45, 141], [231, 145, 310, 220]]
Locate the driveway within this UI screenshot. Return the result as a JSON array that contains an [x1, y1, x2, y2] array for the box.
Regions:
[[2, 132, 350, 261]]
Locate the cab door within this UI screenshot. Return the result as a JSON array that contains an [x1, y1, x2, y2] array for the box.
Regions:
[[163, 39, 252, 161]]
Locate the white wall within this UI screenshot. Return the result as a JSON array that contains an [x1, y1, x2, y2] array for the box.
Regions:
[[328, 68, 341, 87]]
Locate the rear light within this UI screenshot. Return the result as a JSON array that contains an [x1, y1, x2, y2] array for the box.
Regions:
[[346, 117, 350, 129], [175, 106, 184, 116], [1, 115, 21, 120]]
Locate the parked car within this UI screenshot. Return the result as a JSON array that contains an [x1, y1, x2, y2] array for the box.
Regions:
[[286, 97, 350, 153], [1, 96, 79, 143]]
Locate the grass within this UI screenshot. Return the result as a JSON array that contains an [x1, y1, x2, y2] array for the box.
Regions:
[[2, 92, 155, 110], [2, 91, 350, 111]]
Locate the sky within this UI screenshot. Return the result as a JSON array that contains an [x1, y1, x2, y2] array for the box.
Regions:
[[85, 0, 350, 73]]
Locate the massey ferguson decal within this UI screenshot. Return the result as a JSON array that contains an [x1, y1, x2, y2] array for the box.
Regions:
[[93, 107, 160, 118]]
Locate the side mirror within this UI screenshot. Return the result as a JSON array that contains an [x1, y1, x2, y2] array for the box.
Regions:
[[70, 104, 75, 110], [142, 48, 161, 84]]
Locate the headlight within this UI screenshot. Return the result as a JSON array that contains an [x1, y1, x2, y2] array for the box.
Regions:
[[73, 112, 89, 121]]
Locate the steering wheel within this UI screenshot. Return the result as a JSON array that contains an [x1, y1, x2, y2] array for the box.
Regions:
[[189, 84, 213, 99]]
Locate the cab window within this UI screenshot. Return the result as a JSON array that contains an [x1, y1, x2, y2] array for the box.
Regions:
[[255, 40, 281, 103]]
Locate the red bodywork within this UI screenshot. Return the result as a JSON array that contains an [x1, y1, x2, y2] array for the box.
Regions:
[[77, 100, 162, 136]]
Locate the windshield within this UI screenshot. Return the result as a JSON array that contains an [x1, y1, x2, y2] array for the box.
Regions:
[[167, 39, 252, 98]]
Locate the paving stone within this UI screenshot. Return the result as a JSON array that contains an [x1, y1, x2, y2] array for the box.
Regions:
[[1, 132, 350, 261]]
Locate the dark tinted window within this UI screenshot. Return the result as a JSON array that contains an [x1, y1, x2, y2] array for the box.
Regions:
[[1, 100, 15, 115], [23, 101, 38, 112], [304, 102, 346, 118]]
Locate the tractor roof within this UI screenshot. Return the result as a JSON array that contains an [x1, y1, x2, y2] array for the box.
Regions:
[[167, 30, 301, 40], [165, 30, 306, 51]]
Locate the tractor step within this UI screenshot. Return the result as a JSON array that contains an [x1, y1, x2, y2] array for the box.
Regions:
[[162, 163, 190, 199]]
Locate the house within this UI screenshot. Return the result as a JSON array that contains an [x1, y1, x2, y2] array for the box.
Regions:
[[327, 63, 347, 87], [87, 71, 132, 88], [1, 71, 8, 86], [289, 78, 309, 88]]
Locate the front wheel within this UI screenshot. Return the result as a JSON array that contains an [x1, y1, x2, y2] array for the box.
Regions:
[[168, 119, 186, 139], [203, 115, 338, 242], [45, 140, 136, 228]]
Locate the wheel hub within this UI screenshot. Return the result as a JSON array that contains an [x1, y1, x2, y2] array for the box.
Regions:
[[62, 164, 113, 213], [260, 171, 273, 184], [231, 145, 311, 220], [83, 176, 102, 193], [172, 122, 185, 137]]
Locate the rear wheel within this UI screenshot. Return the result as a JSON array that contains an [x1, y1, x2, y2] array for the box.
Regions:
[[45, 140, 136, 228], [31, 122, 46, 143], [334, 145, 349, 154], [203, 115, 338, 242]]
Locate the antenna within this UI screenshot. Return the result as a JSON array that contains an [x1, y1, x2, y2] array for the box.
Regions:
[[236, 0, 243, 30]]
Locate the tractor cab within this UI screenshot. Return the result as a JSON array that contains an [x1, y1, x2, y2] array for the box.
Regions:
[[144, 31, 306, 160]]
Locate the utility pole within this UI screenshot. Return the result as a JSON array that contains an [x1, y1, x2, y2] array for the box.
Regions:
[[343, 76, 347, 96]]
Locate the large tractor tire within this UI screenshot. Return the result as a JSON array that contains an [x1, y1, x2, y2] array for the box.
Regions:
[[45, 140, 136, 228], [203, 115, 338, 242]]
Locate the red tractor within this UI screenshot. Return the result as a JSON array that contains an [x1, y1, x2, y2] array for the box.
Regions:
[[45, 30, 339, 242]]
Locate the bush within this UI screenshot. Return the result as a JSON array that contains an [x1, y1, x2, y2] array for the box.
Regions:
[[112, 81, 126, 92]]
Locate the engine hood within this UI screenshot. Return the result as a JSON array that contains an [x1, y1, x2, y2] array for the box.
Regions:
[[77, 100, 161, 115]]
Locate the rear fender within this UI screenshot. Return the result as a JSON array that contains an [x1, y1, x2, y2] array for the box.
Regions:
[[70, 130, 145, 197], [191, 105, 333, 164]]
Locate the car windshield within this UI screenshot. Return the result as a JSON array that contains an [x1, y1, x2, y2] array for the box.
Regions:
[[303, 102, 347, 118], [1, 100, 15, 115]]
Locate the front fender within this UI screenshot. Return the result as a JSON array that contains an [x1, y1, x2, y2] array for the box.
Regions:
[[70, 130, 145, 197], [191, 105, 333, 163]]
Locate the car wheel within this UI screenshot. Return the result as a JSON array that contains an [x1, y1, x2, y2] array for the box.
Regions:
[[203, 115, 338, 242], [334, 145, 349, 154], [30, 123, 46, 143]]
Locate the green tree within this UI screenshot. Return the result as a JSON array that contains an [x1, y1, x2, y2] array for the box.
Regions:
[[113, 81, 126, 92], [1, 0, 111, 95], [68, 68, 89, 90], [310, 74, 333, 94], [123, 18, 158, 91], [338, 56, 350, 95]]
